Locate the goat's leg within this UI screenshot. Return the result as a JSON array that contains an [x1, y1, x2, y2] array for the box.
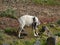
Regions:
[[18, 28, 22, 38], [32, 24, 36, 36], [35, 28, 39, 36], [33, 30, 36, 36], [33, 26, 38, 36], [18, 24, 25, 38], [33, 29, 37, 37], [32, 26, 36, 36]]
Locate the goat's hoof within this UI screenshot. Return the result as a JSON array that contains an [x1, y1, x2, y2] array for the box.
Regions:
[[34, 34, 39, 38], [34, 35, 38, 37]]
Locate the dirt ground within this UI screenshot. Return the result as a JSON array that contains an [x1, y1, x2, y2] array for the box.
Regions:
[[0, 1, 60, 45], [0, 0, 60, 28]]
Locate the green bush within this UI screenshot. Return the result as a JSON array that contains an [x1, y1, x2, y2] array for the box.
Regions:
[[4, 27, 12, 33], [57, 20, 60, 25], [25, 41, 31, 45], [4, 27, 17, 35], [55, 32, 60, 36], [57, 42, 60, 45], [0, 8, 17, 19], [0, 41, 3, 45], [40, 38, 46, 45], [0, 30, 5, 40]]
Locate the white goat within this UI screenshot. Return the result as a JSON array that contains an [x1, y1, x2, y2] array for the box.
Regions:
[[18, 15, 40, 38]]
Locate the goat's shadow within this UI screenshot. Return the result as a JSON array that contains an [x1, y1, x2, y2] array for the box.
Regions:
[[5, 30, 27, 39]]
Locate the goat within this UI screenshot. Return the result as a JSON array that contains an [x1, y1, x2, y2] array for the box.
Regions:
[[18, 15, 40, 38]]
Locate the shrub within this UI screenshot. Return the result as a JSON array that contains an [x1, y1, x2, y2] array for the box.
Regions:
[[0, 30, 5, 40], [57, 42, 60, 45], [25, 41, 32, 45], [0, 8, 17, 19], [4, 27, 12, 33], [57, 20, 60, 25], [4, 27, 17, 35], [0, 41, 3, 45], [55, 32, 60, 37], [40, 38, 46, 45]]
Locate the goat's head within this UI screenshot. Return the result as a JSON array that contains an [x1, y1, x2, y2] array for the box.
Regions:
[[32, 17, 40, 29], [34, 17, 40, 26]]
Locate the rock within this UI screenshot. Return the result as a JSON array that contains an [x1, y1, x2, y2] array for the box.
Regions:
[[50, 24, 56, 27], [3, 43, 9, 45], [55, 36, 60, 43], [38, 26, 49, 35], [34, 38, 40, 45], [46, 37, 56, 45]]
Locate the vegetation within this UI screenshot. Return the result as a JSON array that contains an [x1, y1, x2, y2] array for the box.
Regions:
[[0, 24, 60, 45], [57, 20, 60, 25], [55, 32, 60, 37], [57, 43, 60, 45], [0, 8, 17, 19], [0, 30, 4, 41], [0, 0, 60, 45], [4, 27, 17, 33], [32, 0, 60, 5]]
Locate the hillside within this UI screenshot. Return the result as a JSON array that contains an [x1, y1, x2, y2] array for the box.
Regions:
[[0, 0, 60, 45]]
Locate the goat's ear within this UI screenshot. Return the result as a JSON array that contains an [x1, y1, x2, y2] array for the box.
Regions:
[[33, 17, 36, 21]]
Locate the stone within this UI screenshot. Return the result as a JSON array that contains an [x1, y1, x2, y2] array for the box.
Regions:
[[38, 26, 49, 35], [3, 43, 9, 45], [46, 37, 56, 45], [34, 38, 40, 45], [50, 24, 56, 27]]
